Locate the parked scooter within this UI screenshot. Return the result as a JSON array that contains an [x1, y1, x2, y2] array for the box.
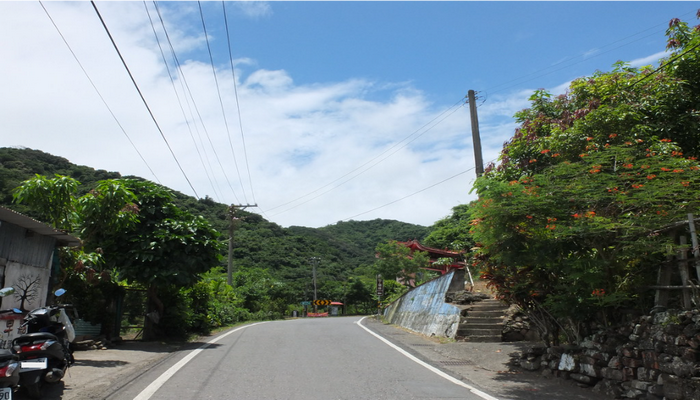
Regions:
[[0, 287, 21, 400], [12, 289, 75, 399]]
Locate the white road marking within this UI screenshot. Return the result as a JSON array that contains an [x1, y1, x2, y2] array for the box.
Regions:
[[133, 322, 267, 400], [356, 317, 500, 400]]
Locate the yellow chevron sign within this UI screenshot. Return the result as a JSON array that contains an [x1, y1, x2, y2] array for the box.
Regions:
[[312, 300, 331, 306]]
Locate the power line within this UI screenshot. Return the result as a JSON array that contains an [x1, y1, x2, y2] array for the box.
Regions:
[[143, 1, 221, 201], [341, 168, 474, 222], [90, 0, 199, 198], [197, 1, 248, 203], [267, 97, 467, 215], [39, 0, 160, 184], [151, 0, 241, 204], [222, 1, 257, 205], [484, 13, 690, 96]]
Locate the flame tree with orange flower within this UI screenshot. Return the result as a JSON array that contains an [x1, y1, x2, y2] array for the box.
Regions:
[[469, 12, 700, 346]]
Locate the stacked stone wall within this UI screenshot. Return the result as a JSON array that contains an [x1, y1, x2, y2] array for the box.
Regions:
[[515, 309, 700, 399]]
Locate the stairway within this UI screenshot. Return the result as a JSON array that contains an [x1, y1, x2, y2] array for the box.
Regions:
[[455, 298, 509, 342]]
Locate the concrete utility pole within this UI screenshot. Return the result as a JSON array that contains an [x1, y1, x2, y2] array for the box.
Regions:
[[309, 257, 320, 312], [227, 204, 257, 286], [468, 90, 484, 178]]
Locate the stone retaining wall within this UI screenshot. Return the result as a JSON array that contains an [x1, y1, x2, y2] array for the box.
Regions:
[[383, 270, 462, 338], [515, 309, 700, 399]]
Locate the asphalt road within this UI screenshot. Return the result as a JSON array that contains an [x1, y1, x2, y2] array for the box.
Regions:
[[104, 317, 496, 400]]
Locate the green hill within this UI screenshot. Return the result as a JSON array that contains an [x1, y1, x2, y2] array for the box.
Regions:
[[0, 147, 430, 289]]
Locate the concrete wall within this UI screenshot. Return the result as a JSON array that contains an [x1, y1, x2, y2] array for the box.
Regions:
[[383, 270, 461, 338]]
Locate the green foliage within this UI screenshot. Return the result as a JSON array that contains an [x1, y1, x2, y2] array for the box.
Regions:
[[2, 146, 435, 337], [12, 174, 80, 231], [472, 13, 700, 346], [373, 240, 430, 287], [424, 203, 475, 254]]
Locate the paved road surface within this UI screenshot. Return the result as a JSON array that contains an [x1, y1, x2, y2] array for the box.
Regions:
[[23, 316, 604, 400], [106, 317, 493, 400]]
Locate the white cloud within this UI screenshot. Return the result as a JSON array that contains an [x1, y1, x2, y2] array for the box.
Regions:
[[630, 50, 669, 68], [232, 1, 272, 19], [0, 1, 535, 229]]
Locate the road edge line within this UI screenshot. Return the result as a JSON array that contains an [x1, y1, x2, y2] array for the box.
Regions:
[[356, 316, 500, 400], [133, 322, 267, 400]]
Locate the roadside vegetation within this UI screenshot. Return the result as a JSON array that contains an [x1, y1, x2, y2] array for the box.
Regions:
[[1, 153, 428, 340], [2, 12, 698, 346], [429, 13, 700, 346]]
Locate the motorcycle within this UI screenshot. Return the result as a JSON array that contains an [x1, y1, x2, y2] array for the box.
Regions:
[[0, 288, 22, 400], [12, 289, 75, 399]]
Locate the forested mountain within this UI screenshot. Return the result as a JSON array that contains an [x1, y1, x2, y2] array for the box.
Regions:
[[0, 147, 430, 289]]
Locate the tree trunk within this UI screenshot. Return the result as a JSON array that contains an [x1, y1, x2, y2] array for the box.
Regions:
[[143, 284, 164, 341]]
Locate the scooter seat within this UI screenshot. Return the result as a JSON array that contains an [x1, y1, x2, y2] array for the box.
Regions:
[[13, 332, 59, 344]]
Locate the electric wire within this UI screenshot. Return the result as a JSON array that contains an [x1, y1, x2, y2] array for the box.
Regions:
[[197, 1, 249, 203], [151, 1, 241, 204], [267, 97, 467, 215], [38, 1, 160, 184], [341, 168, 475, 222], [484, 16, 685, 96], [90, 1, 199, 198], [143, 1, 222, 202], [222, 1, 258, 207], [629, 39, 700, 88]]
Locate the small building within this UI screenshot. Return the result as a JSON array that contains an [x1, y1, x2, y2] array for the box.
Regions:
[[399, 240, 465, 274], [0, 205, 81, 345]]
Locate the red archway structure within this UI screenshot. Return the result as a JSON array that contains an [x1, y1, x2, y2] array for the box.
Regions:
[[399, 239, 465, 274]]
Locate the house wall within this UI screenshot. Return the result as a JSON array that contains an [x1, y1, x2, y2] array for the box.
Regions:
[[0, 219, 55, 309], [383, 270, 461, 338], [0, 220, 55, 267]]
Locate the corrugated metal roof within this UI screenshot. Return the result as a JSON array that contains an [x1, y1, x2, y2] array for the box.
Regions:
[[0, 206, 81, 247]]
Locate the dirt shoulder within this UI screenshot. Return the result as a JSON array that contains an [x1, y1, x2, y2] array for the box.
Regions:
[[30, 340, 181, 400]]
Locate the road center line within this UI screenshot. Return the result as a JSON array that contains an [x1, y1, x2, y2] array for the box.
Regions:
[[133, 322, 267, 400], [356, 317, 500, 400]]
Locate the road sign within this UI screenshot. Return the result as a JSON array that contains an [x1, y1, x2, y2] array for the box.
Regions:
[[301, 301, 311, 306], [312, 300, 331, 306], [376, 275, 384, 296]]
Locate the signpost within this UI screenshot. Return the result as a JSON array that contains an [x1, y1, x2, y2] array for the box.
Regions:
[[376, 274, 383, 316]]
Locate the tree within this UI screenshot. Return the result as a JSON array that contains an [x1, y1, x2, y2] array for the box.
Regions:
[[424, 204, 475, 252], [470, 13, 700, 346], [373, 240, 430, 287], [90, 180, 223, 339], [12, 173, 79, 231], [13, 175, 223, 340]]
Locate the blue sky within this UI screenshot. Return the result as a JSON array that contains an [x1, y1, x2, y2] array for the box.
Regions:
[[1, 1, 697, 228]]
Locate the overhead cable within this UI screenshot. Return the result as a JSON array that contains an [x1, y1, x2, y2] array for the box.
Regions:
[[39, 1, 160, 184], [151, 1, 241, 204], [90, 1, 199, 198], [341, 168, 474, 222], [143, 1, 221, 201], [222, 1, 258, 206], [197, 1, 249, 203], [267, 97, 467, 215]]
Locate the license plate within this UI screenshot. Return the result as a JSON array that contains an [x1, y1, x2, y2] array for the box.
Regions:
[[20, 358, 47, 370], [0, 387, 11, 400]]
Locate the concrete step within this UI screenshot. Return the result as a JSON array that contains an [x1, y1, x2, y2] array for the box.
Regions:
[[457, 334, 503, 343], [458, 327, 503, 337], [467, 310, 506, 318], [456, 298, 509, 343], [465, 317, 504, 324]]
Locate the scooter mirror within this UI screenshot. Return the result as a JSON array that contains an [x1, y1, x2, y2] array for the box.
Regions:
[[54, 288, 67, 297], [0, 287, 15, 297]]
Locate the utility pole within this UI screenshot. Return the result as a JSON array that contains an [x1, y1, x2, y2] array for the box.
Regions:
[[467, 90, 484, 178], [227, 203, 257, 286], [309, 257, 320, 313]]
